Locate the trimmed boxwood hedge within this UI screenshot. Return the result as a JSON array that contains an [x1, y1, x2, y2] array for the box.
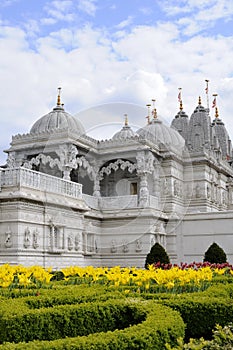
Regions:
[[0, 301, 185, 350], [0, 299, 144, 343], [163, 297, 233, 341]]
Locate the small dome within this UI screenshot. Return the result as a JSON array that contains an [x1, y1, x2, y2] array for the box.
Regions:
[[137, 118, 185, 149], [30, 104, 85, 135], [112, 124, 136, 141]]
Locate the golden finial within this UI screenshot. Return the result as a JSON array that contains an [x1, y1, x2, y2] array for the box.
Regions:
[[205, 79, 210, 110], [180, 100, 183, 111], [215, 107, 219, 118], [151, 99, 157, 119], [178, 88, 182, 102], [57, 87, 61, 106], [205, 79, 209, 92], [152, 108, 157, 119], [212, 93, 217, 108], [198, 96, 202, 105], [146, 104, 151, 124], [124, 114, 128, 126]]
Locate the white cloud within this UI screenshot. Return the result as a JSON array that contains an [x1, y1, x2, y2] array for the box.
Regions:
[[0, 0, 18, 7], [160, 0, 233, 35], [24, 19, 40, 37], [42, 0, 75, 25], [76, 0, 98, 16], [116, 16, 134, 29]]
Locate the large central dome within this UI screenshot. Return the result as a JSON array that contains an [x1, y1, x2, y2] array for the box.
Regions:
[[30, 103, 85, 136], [137, 118, 185, 149]]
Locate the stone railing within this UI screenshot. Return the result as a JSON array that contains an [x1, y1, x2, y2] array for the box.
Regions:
[[0, 167, 82, 199], [99, 195, 138, 210], [83, 194, 160, 210], [83, 194, 99, 210], [149, 195, 159, 208]]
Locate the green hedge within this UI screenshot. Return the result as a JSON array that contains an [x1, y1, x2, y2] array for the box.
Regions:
[[0, 299, 143, 344], [24, 285, 124, 309], [0, 301, 185, 349], [163, 296, 233, 340]]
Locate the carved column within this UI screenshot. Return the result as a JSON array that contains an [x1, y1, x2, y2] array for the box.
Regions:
[[56, 144, 78, 180], [226, 179, 233, 209], [152, 159, 160, 197], [93, 176, 101, 197], [139, 173, 149, 207], [62, 168, 71, 181], [136, 151, 154, 207], [91, 164, 101, 197]]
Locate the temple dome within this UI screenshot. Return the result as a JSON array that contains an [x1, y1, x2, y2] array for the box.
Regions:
[[30, 105, 85, 135], [112, 122, 136, 141], [137, 118, 185, 149]]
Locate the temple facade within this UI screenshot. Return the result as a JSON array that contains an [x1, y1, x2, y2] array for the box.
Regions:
[[0, 91, 233, 268]]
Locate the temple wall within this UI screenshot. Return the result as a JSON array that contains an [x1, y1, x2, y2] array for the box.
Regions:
[[174, 211, 233, 264]]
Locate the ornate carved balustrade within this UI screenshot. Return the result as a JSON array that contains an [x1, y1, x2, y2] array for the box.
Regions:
[[0, 167, 82, 199]]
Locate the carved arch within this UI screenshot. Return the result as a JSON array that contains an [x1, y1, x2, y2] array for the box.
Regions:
[[98, 159, 137, 181], [75, 157, 95, 180], [23, 154, 63, 171], [23, 153, 96, 180]]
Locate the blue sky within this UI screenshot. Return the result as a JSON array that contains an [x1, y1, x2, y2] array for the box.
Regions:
[[1, 0, 233, 164]]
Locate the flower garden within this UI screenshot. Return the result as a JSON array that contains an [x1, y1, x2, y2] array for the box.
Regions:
[[0, 262, 233, 349]]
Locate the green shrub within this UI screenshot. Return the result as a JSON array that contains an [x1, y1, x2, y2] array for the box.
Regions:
[[163, 297, 233, 341], [203, 242, 227, 264], [166, 323, 233, 350], [0, 302, 185, 349], [145, 242, 170, 269], [0, 299, 145, 344]]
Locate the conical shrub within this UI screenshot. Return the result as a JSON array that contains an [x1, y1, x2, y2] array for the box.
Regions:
[[203, 242, 227, 264], [145, 242, 170, 269]]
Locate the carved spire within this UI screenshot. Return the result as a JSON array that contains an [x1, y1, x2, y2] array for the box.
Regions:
[[215, 107, 219, 119], [198, 96, 202, 105]]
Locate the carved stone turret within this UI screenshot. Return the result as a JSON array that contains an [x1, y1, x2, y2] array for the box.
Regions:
[[211, 108, 232, 159], [187, 97, 211, 151], [171, 101, 189, 142]]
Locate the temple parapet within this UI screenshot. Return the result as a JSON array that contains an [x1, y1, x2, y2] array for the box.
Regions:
[[0, 167, 83, 199]]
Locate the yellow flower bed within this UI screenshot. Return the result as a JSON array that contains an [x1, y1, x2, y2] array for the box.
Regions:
[[61, 265, 213, 293], [0, 264, 52, 288], [0, 263, 229, 292]]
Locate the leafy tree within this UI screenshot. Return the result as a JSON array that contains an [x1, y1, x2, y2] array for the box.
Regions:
[[203, 242, 227, 264], [145, 242, 170, 269]]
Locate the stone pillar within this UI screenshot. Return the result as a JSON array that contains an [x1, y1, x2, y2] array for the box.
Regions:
[[63, 167, 72, 181], [139, 173, 149, 207], [227, 179, 233, 209], [136, 150, 154, 208], [93, 176, 101, 197]]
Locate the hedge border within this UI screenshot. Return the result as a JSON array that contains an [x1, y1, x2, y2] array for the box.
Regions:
[[0, 300, 184, 350]]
